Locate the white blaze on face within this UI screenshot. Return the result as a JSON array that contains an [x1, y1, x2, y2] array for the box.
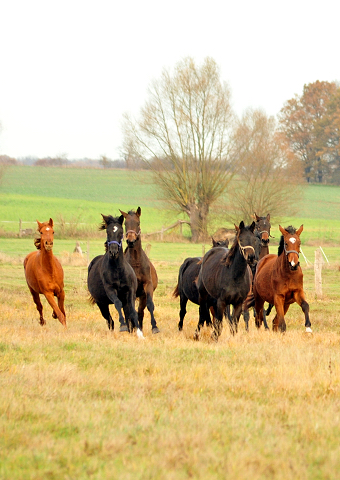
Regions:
[[46, 227, 50, 231], [289, 237, 296, 243], [113, 226, 118, 232]]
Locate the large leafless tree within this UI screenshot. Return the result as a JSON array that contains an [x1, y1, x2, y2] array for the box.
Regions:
[[225, 109, 303, 224], [123, 57, 235, 242]]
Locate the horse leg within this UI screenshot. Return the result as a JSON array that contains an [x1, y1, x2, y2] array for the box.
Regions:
[[254, 297, 265, 329], [113, 297, 129, 332], [29, 287, 45, 325], [178, 294, 188, 331], [242, 304, 249, 332], [44, 292, 66, 327], [97, 303, 114, 330], [137, 295, 146, 331], [265, 303, 274, 316], [273, 295, 286, 332], [262, 307, 269, 330], [211, 299, 225, 341], [146, 292, 160, 334], [231, 303, 243, 335], [294, 291, 312, 333], [194, 299, 210, 341], [55, 290, 66, 324]]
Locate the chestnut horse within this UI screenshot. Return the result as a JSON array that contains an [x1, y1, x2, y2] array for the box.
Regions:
[[24, 218, 66, 327], [253, 225, 312, 333], [119, 207, 160, 334]]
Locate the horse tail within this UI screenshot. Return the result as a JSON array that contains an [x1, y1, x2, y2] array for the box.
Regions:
[[88, 294, 97, 305], [173, 284, 179, 298], [173, 257, 197, 298]]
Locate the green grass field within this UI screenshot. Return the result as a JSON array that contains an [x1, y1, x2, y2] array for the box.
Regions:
[[1, 165, 340, 243]]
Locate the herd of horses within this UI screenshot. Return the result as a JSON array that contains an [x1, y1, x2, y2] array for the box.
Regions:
[[23, 209, 312, 340]]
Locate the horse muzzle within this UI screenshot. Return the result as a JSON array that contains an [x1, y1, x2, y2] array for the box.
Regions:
[[44, 241, 53, 251], [290, 262, 300, 271]]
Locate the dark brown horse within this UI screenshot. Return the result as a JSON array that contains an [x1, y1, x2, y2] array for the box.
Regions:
[[253, 225, 312, 333], [197, 221, 257, 341], [119, 207, 160, 334], [173, 238, 229, 332], [24, 218, 66, 327], [88, 214, 143, 338], [254, 213, 271, 259]]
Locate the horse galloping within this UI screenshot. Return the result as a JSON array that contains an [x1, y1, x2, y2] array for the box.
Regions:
[[197, 221, 257, 341], [24, 218, 66, 327], [119, 207, 160, 334], [253, 225, 312, 333], [88, 214, 143, 338]]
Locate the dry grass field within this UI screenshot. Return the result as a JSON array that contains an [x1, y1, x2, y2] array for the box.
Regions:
[[1, 249, 340, 479]]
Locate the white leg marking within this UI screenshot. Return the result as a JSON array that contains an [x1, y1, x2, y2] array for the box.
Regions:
[[137, 328, 145, 339], [306, 327, 313, 333]]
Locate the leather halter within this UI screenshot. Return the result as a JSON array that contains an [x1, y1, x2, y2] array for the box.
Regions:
[[126, 229, 141, 238], [284, 243, 300, 258], [238, 240, 255, 259]]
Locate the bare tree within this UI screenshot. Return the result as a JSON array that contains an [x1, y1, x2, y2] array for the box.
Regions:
[[225, 109, 303, 224], [123, 57, 235, 242]]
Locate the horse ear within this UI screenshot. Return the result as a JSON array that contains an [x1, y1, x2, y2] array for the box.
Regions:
[[249, 221, 255, 233], [296, 225, 303, 236], [49, 218, 54, 228], [119, 209, 128, 218], [266, 213, 270, 222], [212, 237, 217, 247], [254, 213, 260, 221], [136, 207, 141, 217], [101, 214, 109, 226], [239, 220, 245, 230], [118, 215, 124, 225], [234, 223, 240, 233], [279, 225, 286, 235], [36, 220, 43, 231]]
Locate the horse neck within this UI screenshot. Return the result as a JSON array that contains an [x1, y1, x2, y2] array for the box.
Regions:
[[39, 245, 55, 273], [128, 237, 143, 261], [229, 245, 248, 277]]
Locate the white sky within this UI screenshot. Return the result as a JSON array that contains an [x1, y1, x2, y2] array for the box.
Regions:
[[0, 0, 339, 160]]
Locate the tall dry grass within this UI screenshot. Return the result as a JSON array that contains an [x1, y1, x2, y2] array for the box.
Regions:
[[0, 259, 340, 479]]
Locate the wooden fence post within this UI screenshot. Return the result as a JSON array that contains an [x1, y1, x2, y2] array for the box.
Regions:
[[314, 249, 323, 299]]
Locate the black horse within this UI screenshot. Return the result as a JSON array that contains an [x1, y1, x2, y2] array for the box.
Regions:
[[197, 221, 257, 341], [173, 238, 228, 332], [88, 214, 143, 338]]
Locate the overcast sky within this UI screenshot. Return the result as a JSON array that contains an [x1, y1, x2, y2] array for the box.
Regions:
[[0, 0, 339, 160]]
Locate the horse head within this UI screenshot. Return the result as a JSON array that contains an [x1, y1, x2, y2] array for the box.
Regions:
[[211, 237, 229, 248], [36, 218, 54, 252], [119, 207, 141, 248], [101, 214, 124, 258], [254, 213, 271, 247], [279, 224, 303, 271], [234, 220, 257, 267]]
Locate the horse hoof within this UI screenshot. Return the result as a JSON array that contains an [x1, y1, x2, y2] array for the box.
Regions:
[[305, 327, 313, 334], [152, 327, 160, 334], [119, 325, 129, 332], [136, 329, 145, 339]]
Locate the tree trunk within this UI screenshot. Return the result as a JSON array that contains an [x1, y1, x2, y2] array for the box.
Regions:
[[187, 203, 209, 243]]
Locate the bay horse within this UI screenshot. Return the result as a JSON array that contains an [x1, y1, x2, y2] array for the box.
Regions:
[[254, 213, 271, 259], [24, 218, 66, 327], [119, 207, 160, 334], [173, 238, 229, 332], [88, 214, 143, 338], [253, 225, 312, 333], [197, 221, 257, 341]]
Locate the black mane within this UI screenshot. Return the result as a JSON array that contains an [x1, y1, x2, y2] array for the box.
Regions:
[[278, 226, 296, 256]]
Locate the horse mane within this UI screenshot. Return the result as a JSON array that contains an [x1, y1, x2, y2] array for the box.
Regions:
[[224, 235, 238, 267], [277, 226, 297, 256]]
